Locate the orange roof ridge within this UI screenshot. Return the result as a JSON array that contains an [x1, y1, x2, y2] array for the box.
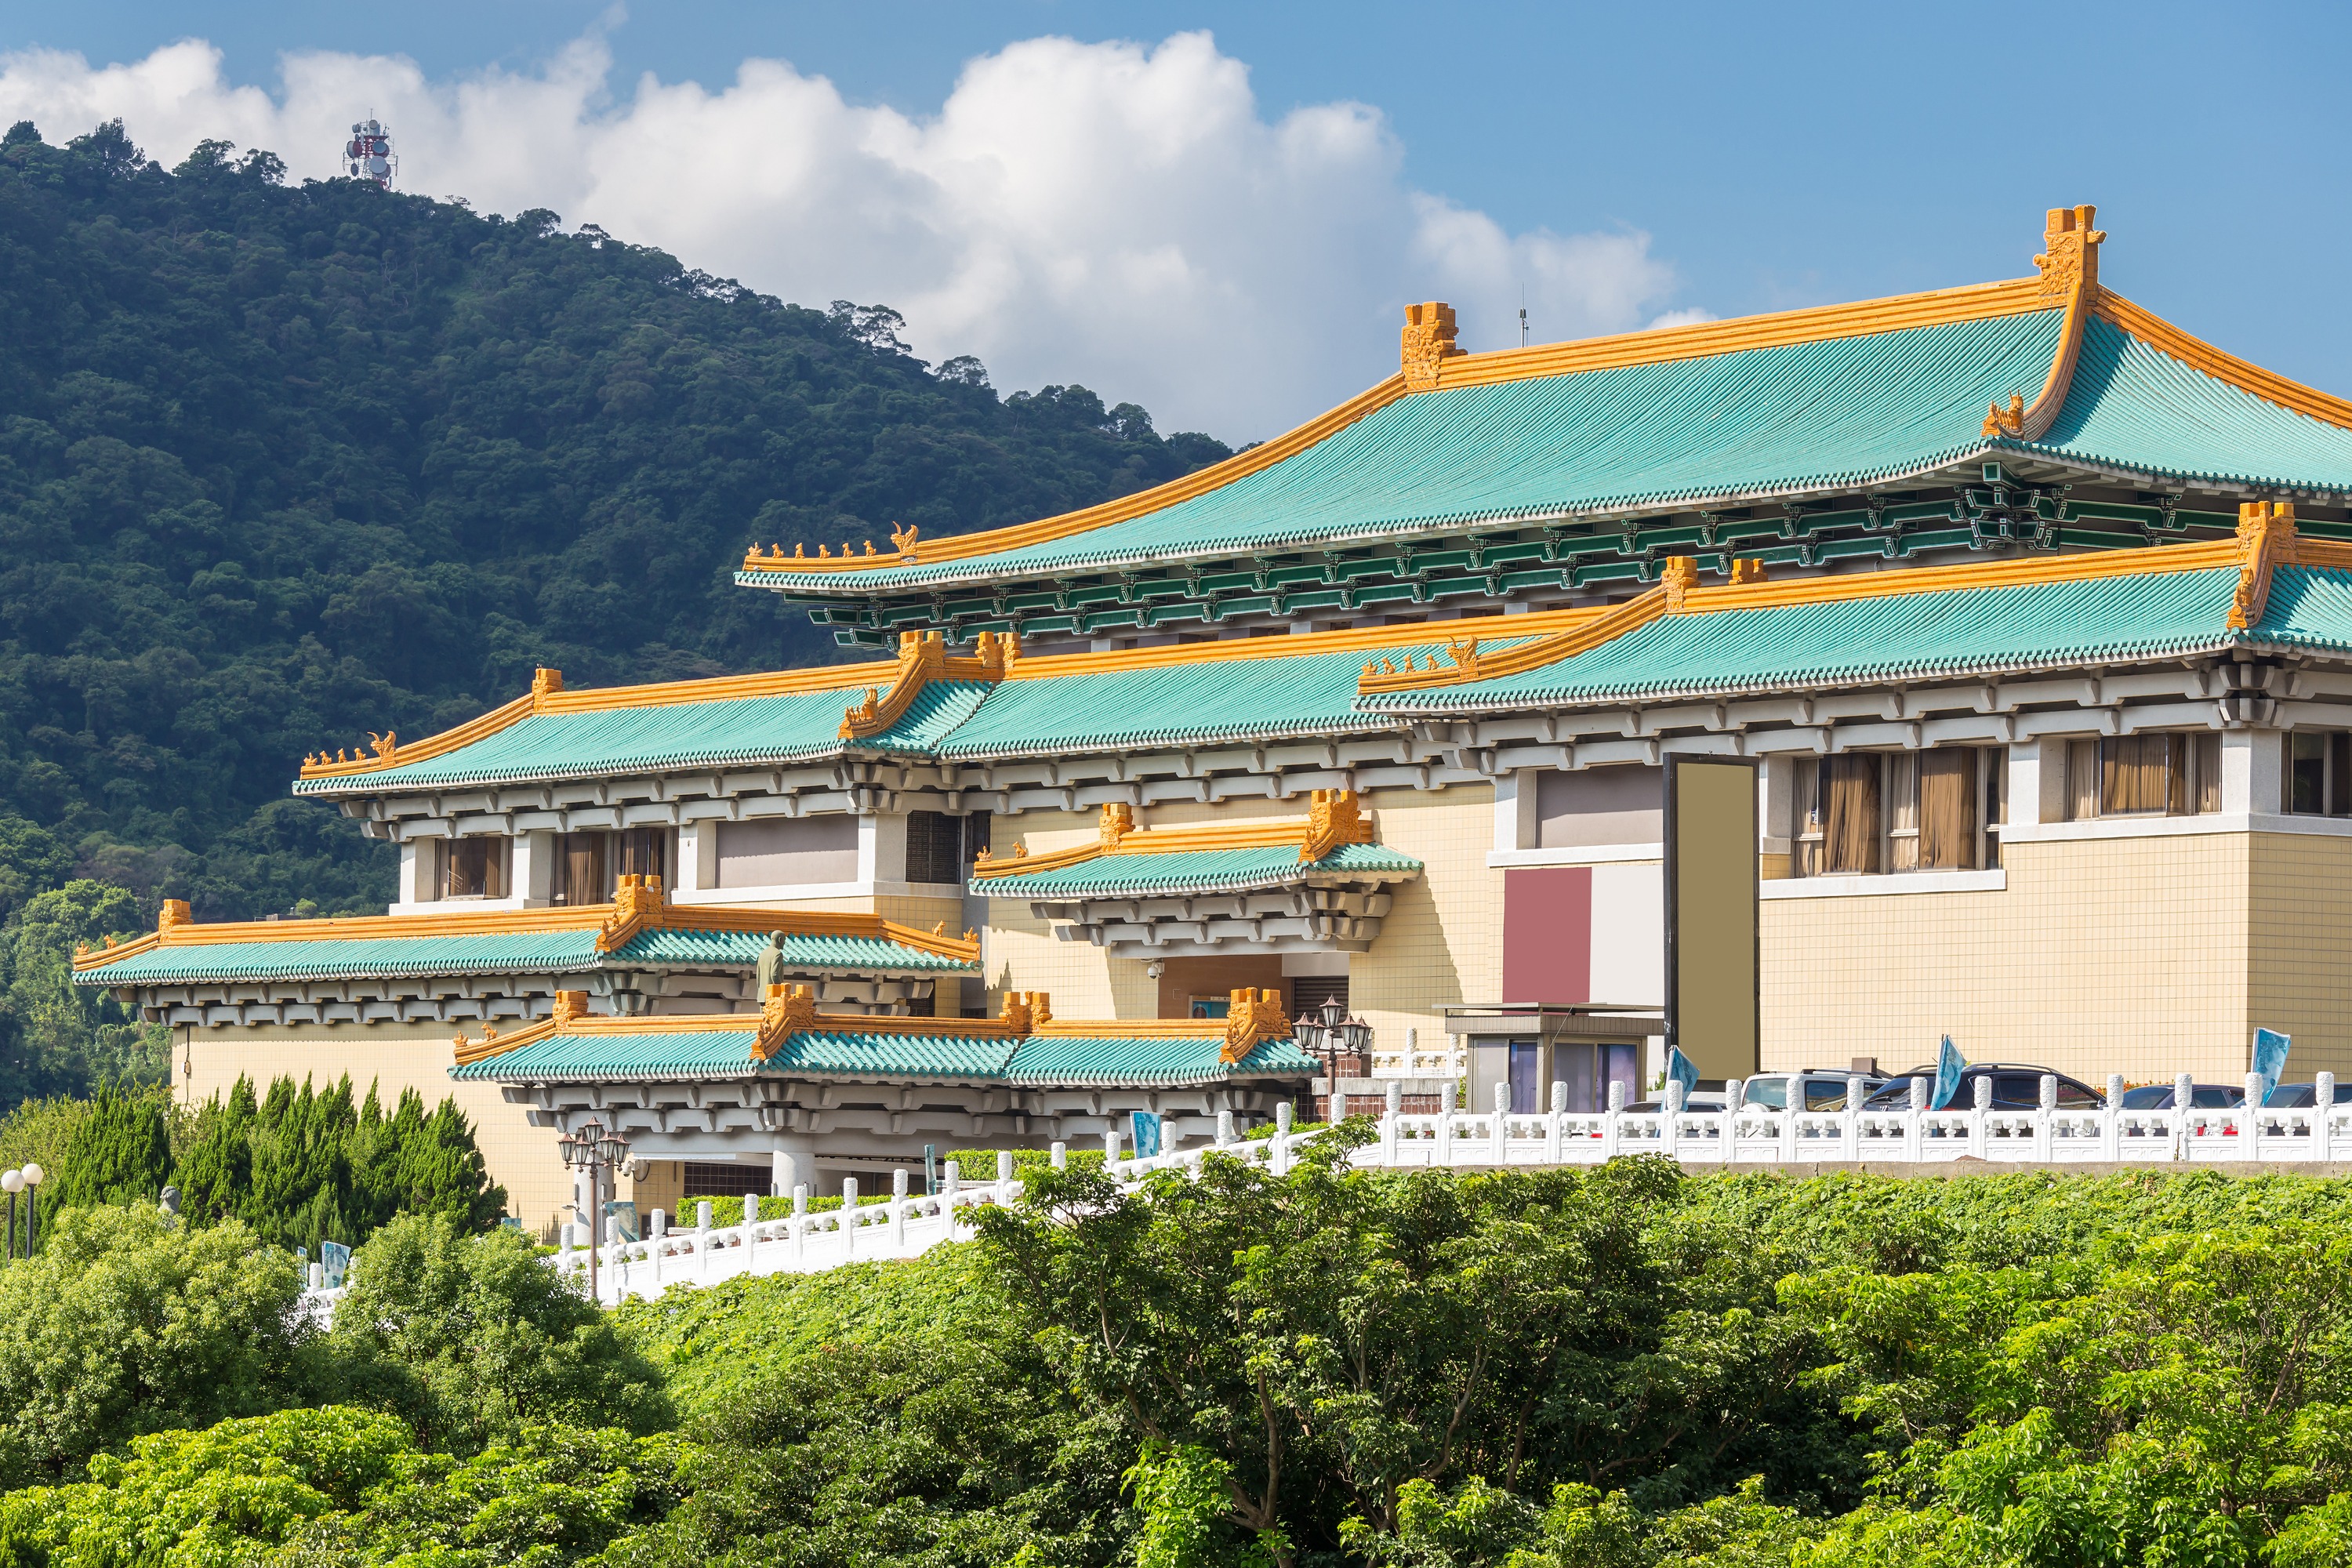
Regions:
[[1359, 535, 2254, 695], [2095, 292, 2352, 434], [971, 794, 1374, 883], [741, 265, 2060, 583], [298, 658, 900, 786], [73, 890, 981, 969]]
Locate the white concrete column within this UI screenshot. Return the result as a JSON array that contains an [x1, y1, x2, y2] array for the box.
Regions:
[[2223, 728, 2283, 816], [1492, 771, 1537, 853], [770, 1136, 818, 1198], [514, 832, 554, 905]]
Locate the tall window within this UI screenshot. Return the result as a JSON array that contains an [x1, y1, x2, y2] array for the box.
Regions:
[[2065, 735, 2222, 821], [903, 811, 964, 884], [2287, 732, 2352, 816], [617, 827, 669, 883], [1794, 749, 1999, 876], [439, 837, 509, 899], [551, 832, 608, 906]]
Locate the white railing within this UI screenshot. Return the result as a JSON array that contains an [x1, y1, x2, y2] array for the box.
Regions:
[[1336, 1069, 2352, 1172], [309, 1070, 2347, 1312], [557, 1109, 1321, 1306]]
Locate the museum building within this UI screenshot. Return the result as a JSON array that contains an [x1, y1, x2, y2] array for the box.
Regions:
[[74, 206, 2352, 1232]]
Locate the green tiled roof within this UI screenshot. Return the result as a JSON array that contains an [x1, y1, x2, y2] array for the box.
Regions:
[[292, 681, 987, 794], [448, 1026, 1317, 1086], [2013, 318, 2352, 492], [739, 311, 2071, 592], [75, 927, 974, 988], [1002, 1034, 1321, 1086], [937, 644, 1454, 757], [1367, 565, 2250, 713], [975, 842, 1422, 899]]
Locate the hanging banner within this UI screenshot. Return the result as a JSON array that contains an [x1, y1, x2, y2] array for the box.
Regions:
[[1663, 756, 1761, 1082]]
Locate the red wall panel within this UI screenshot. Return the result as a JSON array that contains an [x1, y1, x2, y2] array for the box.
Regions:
[[1503, 866, 1592, 1004]]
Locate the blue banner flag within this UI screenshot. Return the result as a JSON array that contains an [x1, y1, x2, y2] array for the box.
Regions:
[[1664, 1045, 1700, 1099], [1130, 1111, 1163, 1160], [1931, 1036, 1966, 1110], [2254, 1028, 2292, 1102]]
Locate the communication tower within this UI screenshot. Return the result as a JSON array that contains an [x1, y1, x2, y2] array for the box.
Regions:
[[344, 118, 397, 188]]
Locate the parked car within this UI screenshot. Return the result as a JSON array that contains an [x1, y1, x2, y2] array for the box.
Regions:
[[2116, 1083, 2245, 1110], [2257, 1082, 2352, 1108], [1738, 1072, 1888, 1113], [1624, 1090, 1730, 1114], [1860, 1063, 2104, 1110]]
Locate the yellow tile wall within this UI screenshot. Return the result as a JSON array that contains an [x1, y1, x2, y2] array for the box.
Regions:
[[2247, 833, 2352, 1076], [1759, 832, 2257, 1083], [1348, 787, 1501, 1066], [178, 1019, 575, 1238]]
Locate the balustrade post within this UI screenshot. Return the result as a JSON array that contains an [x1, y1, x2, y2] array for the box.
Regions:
[[1969, 1074, 1992, 1160], [1602, 1080, 1624, 1161], [2318, 1072, 2339, 1161], [1547, 1080, 1566, 1165], [1384, 1081, 1402, 1166]]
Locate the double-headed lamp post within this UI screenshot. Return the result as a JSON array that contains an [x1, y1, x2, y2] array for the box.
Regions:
[[0, 1163, 44, 1260], [1292, 997, 1375, 1104], [556, 1120, 630, 1302]]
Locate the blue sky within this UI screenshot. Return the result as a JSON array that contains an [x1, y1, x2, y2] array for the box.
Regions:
[[2, 2, 2345, 439]]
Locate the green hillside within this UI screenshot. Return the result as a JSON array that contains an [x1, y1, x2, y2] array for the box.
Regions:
[[0, 118, 1229, 931]]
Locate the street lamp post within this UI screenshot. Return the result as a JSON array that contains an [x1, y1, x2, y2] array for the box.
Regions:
[[556, 1120, 630, 1305], [1293, 996, 1375, 1113]]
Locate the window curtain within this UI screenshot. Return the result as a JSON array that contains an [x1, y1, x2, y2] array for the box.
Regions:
[[2067, 740, 2100, 821], [1919, 750, 1978, 869], [554, 832, 608, 906], [1822, 755, 1879, 873]]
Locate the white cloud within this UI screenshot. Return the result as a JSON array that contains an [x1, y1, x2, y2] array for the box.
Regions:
[[0, 31, 1689, 441]]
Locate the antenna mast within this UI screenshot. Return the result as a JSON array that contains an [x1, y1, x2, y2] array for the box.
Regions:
[[344, 118, 397, 189]]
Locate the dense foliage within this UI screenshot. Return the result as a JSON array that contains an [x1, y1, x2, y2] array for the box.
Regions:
[[7, 1073, 506, 1252], [15, 1160, 2352, 1564], [0, 116, 1229, 1102]]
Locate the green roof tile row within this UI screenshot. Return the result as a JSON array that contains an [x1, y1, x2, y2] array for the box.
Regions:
[[74, 927, 975, 987], [974, 842, 1423, 899], [1366, 566, 2249, 713], [448, 1028, 1317, 1085], [740, 310, 2073, 591]]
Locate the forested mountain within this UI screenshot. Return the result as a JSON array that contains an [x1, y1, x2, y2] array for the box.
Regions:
[[0, 118, 1229, 928]]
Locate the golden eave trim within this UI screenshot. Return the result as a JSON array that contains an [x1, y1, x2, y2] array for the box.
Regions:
[[742, 275, 2059, 585], [297, 659, 902, 786], [74, 888, 980, 971], [2094, 293, 2352, 434], [1356, 535, 2259, 695], [971, 794, 1374, 882]]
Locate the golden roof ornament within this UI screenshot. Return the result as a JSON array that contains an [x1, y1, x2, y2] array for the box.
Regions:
[[1399, 301, 1463, 391], [2034, 204, 2105, 302]]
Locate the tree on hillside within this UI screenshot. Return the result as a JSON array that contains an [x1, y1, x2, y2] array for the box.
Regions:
[[0, 119, 1231, 935]]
